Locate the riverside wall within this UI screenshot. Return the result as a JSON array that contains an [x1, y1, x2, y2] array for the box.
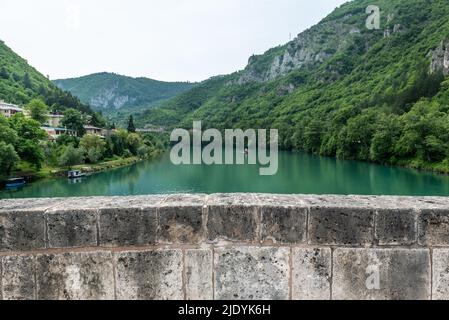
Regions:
[[1, 194, 449, 300]]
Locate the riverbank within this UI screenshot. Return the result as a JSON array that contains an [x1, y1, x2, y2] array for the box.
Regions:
[[3, 156, 143, 182]]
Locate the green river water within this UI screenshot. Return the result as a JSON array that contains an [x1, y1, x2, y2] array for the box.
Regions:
[[1, 151, 449, 198]]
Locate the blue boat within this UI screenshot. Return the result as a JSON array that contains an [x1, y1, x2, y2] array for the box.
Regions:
[[5, 177, 26, 189]]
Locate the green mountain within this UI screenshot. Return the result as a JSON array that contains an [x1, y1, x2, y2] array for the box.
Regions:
[[54, 72, 197, 115], [140, 0, 449, 173], [0, 40, 92, 114]]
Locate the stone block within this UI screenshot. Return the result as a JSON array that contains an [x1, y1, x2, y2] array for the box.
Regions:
[[99, 208, 157, 246], [333, 249, 431, 300], [0, 198, 64, 213], [375, 209, 417, 245], [115, 250, 183, 300], [206, 195, 259, 243], [214, 247, 289, 300], [432, 249, 449, 300], [308, 207, 375, 245], [47, 210, 97, 248], [185, 250, 213, 300], [418, 209, 449, 246], [2, 255, 35, 300], [36, 251, 114, 300], [159, 206, 203, 244], [261, 206, 307, 244], [0, 211, 46, 251], [292, 248, 331, 300]]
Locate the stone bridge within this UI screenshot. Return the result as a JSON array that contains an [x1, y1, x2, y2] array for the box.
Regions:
[[1, 194, 449, 300]]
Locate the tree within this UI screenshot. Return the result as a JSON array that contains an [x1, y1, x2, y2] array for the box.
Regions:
[[23, 72, 32, 89], [127, 115, 136, 133], [0, 115, 18, 145], [80, 134, 106, 163], [0, 67, 9, 79], [90, 112, 106, 128], [8, 113, 47, 168], [0, 142, 19, 175], [62, 108, 86, 136], [26, 99, 49, 124], [16, 140, 45, 169], [58, 145, 84, 167], [127, 133, 142, 155], [9, 113, 47, 141]]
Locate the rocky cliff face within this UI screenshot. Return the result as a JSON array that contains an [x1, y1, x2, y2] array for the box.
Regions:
[[87, 82, 136, 110], [429, 40, 449, 75], [237, 14, 364, 84]]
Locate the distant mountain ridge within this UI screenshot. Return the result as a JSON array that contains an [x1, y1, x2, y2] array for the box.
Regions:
[[53, 72, 197, 114]]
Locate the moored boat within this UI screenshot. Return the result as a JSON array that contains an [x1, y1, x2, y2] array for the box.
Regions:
[[5, 177, 26, 189], [67, 170, 86, 179]]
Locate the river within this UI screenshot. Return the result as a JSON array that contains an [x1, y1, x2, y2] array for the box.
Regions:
[[1, 151, 449, 198]]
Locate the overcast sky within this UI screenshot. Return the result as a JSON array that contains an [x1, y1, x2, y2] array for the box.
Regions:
[[0, 0, 347, 82]]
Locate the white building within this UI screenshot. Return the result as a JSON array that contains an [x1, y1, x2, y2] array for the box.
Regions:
[[41, 126, 76, 141], [0, 101, 23, 118]]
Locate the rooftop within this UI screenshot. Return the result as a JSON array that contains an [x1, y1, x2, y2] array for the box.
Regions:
[[0, 101, 23, 112]]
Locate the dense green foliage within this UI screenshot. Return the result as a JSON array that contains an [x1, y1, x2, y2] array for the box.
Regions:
[[53, 129, 167, 168], [53, 72, 197, 120], [61, 108, 86, 136], [0, 113, 46, 176], [26, 98, 49, 124], [139, 0, 449, 173]]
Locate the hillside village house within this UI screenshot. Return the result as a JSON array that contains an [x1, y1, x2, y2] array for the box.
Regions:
[[41, 126, 77, 141], [84, 125, 105, 138], [1, 100, 106, 139], [46, 113, 64, 128], [0, 101, 24, 118]]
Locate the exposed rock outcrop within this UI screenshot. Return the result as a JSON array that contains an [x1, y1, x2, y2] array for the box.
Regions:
[[429, 40, 449, 75]]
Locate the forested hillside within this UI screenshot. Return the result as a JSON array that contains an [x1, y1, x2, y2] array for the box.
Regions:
[[54, 72, 196, 114], [0, 40, 92, 114], [140, 0, 449, 173]]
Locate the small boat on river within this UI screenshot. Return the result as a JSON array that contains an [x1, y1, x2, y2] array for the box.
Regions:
[[5, 177, 26, 189], [67, 170, 86, 179]]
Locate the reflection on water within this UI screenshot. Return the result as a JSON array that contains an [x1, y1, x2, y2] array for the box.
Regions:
[[1, 151, 449, 198]]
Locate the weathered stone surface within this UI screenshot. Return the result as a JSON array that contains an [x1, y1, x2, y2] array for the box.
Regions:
[[333, 249, 431, 300], [0, 198, 64, 213], [254, 194, 307, 207], [214, 247, 289, 300], [207, 194, 259, 243], [207, 206, 259, 243], [2, 255, 35, 300], [47, 210, 97, 248], [375, 209, 416, 245], [308, 207, 375, 245], [432, 250, 449, 300], [0, 211, 46, 251], [115, 250, 183, 300], [185, 249, 213, 300], [418, 209, 449, 246], [158, 194, 205, 244], [48, 196, 166, 211], [99, 208, 157, 246], [36, 252, 114, 300], [261, 206, 307, 244], [207, 194, 259, 206], [292, 248, 331, 300]]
